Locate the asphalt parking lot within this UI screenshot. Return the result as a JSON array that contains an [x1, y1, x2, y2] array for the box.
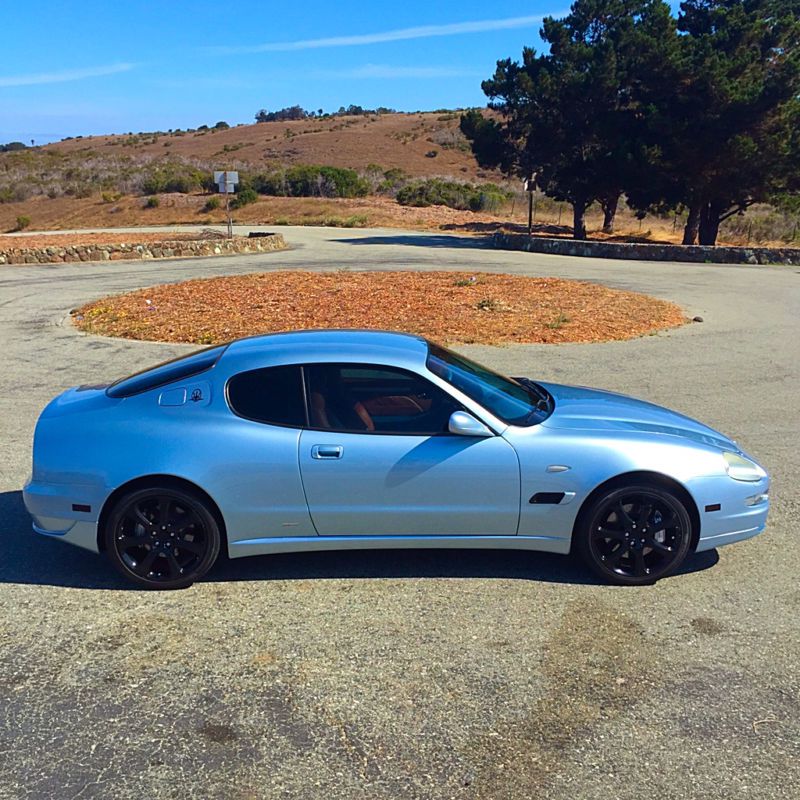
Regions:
[[0, 226, 798, 800]]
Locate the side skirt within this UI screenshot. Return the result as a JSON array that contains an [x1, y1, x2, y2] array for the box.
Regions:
[[228, 534, 571, 559]]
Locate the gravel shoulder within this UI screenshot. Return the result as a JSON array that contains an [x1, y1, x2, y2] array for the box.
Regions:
[[0, 225, 798, 800]]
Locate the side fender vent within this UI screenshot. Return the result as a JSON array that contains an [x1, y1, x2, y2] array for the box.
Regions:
[[530, 492, 566, 505]]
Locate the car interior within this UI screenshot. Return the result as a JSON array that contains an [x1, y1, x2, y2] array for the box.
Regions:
[[306, 364, 461, 435]]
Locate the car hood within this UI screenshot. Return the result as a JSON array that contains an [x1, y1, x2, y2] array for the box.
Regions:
[[538, 382, 736, 450]]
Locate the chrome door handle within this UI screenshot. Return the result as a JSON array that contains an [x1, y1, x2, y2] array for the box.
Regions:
[[311, 445, 343, 460]]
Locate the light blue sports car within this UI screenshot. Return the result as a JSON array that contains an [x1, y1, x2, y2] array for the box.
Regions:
[[24, 330, 769, 589]]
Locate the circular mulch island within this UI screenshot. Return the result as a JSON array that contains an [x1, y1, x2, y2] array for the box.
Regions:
[[73, 270, 686, 345]]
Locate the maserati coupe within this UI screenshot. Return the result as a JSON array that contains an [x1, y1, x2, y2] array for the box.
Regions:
[[24, 330, 769, 589]]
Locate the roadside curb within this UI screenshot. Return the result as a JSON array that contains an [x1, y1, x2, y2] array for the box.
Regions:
[[492, 232, 800, 265], [0, 233, 286, 265]]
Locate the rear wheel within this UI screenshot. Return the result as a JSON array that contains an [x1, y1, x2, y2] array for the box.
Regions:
[[576, 483, 693, 585], [104, 487, 220, 589]]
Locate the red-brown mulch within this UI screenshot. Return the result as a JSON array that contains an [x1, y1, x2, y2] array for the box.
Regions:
[[72, 270, 686, 346]]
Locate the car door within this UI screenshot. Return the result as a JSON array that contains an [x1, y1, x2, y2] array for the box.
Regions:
[[298, 364, 520, 536]]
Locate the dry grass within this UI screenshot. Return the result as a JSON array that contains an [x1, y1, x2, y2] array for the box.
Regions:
[[0, 194, 507, 235], [6, 192, 791, 248], [46, 113, 484, 179], [73, 270, 686, 346]]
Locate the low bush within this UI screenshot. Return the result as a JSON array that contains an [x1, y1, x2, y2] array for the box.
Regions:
[[144, 196, 160, 208], [141, 162, 209, 194], [13, 215, 31, 231], [249, 165, 369, 198], [396, 179, 510, 212], [230, 187, 258, 209], [376, 168, 410, 196], [202, 196, 221, 212]]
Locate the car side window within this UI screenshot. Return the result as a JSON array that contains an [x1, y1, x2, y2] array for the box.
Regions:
[[304, 363, 461, 435], [227, 365, 307, 427]]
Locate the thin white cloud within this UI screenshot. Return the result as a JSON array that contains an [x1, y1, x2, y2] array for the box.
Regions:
[[152, 76, 255, 90], [0, 63, 135, 88], [215, 14, 548, 54], [320, 64, 481, 79]]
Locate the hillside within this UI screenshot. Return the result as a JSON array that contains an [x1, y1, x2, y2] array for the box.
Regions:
[[43, 112, 490, 179]]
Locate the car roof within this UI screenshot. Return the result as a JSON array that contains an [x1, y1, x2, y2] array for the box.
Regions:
[[220, 329, 431, 371]]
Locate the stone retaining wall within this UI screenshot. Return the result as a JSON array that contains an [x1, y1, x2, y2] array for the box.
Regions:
[[0, 233, 286, 265], [492, 233, 800, 265]]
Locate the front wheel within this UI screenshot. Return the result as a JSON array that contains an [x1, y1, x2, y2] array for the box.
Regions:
[[104, 487, 221, 589], [575, 484, 693, 585]]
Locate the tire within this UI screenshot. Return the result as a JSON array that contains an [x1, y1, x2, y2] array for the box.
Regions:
[[575, 483, 693, 585], [104, 486, 221, 589]]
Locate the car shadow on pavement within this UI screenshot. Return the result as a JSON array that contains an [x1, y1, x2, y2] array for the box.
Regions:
[[0, 490, 130, 590], [336, 233, 490, 249], [0, 490, 719, 590]]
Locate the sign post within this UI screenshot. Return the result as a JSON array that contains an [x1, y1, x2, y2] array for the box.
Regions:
[[523, 177, 536, 238], [214, 170, 239, 239]]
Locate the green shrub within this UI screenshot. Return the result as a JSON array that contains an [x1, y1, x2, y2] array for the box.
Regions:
[[144, 196, 160, 208], [141, 162, 208, 194], [396, 179, 510, 212], [202, 196, 221, 212], [468, 183, 509, 212], [283, 165, 369, 198], [14, 215, 31, 231], [230, 187, 258, 209], [249, 171, 286, 195], [396, 179, 473, 210], [376, 167, 409, 195]]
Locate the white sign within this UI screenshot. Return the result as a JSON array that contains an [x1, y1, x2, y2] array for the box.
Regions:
[[214, 170, 239, 184], [217, 181, 236, 194]]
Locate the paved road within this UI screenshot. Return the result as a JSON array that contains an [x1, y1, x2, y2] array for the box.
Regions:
[[0, 226, 798, 800]]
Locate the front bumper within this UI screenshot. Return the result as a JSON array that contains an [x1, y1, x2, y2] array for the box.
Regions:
[[23, 479, 102, 553], [690, 474, 770, 553]]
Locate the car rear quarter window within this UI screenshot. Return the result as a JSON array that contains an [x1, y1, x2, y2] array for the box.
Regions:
[[227, 365, 307, 427], [106, 345, 227, 399]]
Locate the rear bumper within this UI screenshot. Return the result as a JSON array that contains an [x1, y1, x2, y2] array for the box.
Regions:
[[23, 479, 101, 553]]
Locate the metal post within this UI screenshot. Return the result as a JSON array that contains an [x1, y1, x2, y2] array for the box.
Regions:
[[224, 170, 232, 239], [528, 190, 533, 238]]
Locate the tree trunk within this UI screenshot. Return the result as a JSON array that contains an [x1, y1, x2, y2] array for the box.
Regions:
[[698, 201, 723, 246], [682, 203, 701, 245], [601, 193, 620, 234], [572, 199, 588, 240]]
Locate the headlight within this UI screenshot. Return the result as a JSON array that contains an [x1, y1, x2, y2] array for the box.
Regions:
[[723, 452, 767, 482]]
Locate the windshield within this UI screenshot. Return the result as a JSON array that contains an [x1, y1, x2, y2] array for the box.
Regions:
[[106, 344, 228, 399], [426, 343, 552, 426]]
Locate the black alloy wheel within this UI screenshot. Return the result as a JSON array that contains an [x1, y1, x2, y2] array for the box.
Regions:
[[577, 484, 693, 585], [104, 487, 221, 589]]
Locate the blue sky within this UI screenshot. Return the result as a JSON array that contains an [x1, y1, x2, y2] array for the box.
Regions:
[[1, 1, 563, 144]]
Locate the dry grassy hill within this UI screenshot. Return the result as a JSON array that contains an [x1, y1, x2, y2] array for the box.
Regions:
[[3, 111, 795, 246], [45, 112, 491, 179]]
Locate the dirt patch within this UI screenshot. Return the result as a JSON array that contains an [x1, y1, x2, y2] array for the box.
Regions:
[[690, 617, 727, 635], [72, 270, 686, 346], [464, 599, 656, 798]]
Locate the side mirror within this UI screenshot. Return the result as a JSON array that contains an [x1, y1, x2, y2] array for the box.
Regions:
[[448, 410, 493, 438]]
